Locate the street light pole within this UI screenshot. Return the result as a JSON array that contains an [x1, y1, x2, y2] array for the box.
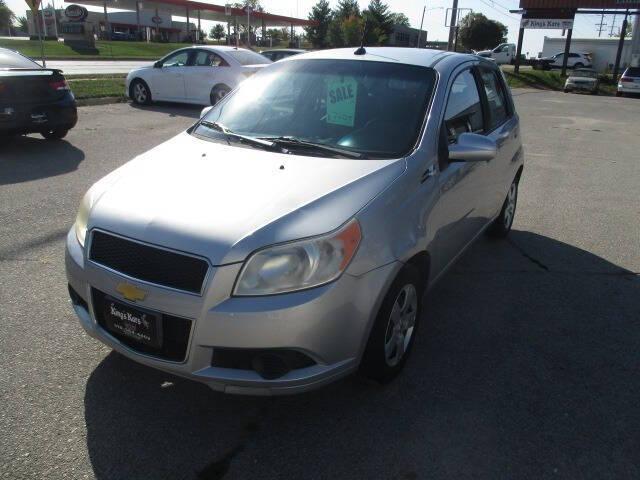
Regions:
[[447, 0, 459, 51], [416, 5, 426, 48]]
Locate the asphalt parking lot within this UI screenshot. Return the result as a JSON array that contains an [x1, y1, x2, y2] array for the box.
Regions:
[[1, 92, 639, 480]]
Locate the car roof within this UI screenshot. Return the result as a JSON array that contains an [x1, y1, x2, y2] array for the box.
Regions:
[[262, 49, 306, 53], [181, 45, 253, 52], [282, 47, 472, 69]]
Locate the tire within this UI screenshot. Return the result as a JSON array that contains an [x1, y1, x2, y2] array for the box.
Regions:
[[564, 89, 569, 93], [616, 91, 623, 97], [210, 85, 231, 105], [487, 177, 519, 238], [130, 79, 152, 105], [359, 265, 423, 384], [573, 62, 584, 69], [41, 128, 69, 140]]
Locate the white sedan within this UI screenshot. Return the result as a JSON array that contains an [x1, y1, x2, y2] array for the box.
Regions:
[[126, 46, 271, 106]]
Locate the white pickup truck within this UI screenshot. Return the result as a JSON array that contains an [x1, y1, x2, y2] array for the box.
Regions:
[[475, 43, 516, 65]]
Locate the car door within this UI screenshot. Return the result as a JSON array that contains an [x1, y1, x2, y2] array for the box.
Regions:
[[184, 50, 228, 105], [477, 65, 520, 216], [429, 67, 494, 278], [150, 49, 190, 101], [552, 53, 564, 68]]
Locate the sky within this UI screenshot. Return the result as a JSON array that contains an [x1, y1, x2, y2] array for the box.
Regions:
[[5, 0, 630, 55]]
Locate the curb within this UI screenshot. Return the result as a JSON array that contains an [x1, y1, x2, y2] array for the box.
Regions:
[[76, 97, 128, 107]]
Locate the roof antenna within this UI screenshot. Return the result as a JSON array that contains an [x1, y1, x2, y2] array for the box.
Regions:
[[354, 22, 369, 55]]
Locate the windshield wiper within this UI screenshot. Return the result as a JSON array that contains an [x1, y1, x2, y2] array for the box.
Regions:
[[260, 136, 363, 159], [200, 121, 287, 152]]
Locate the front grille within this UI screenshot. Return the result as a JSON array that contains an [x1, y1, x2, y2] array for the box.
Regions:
[[89, 231, 208, 294], [92, 288, 192, 362]]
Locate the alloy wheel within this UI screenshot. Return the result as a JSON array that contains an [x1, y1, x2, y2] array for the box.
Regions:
[[503, 182, 517, 229], [134, 83, 147, 103], [384, 284, 418, 367]]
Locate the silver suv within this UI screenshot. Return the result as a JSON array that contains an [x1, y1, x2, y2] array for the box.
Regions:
[[66, 48, 524, 395]]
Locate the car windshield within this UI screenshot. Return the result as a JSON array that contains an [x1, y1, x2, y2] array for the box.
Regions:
[[194, 59, 436, 159], [572, 70, 597, 78], [624, 67, 640, 77], [0, 49, 41, 68], [226, 49, 272, 65]]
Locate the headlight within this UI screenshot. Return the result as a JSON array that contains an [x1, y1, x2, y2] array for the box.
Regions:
[[234, 219, 362, 296], [74, 191, 95, 247]]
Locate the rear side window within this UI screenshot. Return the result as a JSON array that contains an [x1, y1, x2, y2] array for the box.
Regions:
[[479, 69, 509, 131], [444, 70, 484, 143], [624, 67, 640, 77], [192, 50, 225, 67]]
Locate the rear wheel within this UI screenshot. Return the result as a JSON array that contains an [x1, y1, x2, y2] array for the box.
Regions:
[[573, 62, 584, 69], [616, 91, 623, 97], [359, 266, 423, 384], [487, 178, 518, 238], [41, 128, 68, 140], [130, 79, 152, 105], [210, 85, 231, 105]]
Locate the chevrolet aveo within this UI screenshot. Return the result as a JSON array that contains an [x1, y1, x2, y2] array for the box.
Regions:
[[66, 48, 524, 395]]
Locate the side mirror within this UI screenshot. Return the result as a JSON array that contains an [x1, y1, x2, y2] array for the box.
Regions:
[[200, 106, 213, 119], [448, 132, 497, 162], [153, 61, 162, 68]]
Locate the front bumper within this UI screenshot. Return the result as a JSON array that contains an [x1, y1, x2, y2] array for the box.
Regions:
[[65, 229, 399, 395], [0, 93, 77, 135]]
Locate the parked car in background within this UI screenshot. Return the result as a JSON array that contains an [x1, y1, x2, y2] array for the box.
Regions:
[[534, 52, 592, 70], [0, 47, 77, 140], [475, 43, 516, 65], [67, 48, 524, 395], [259, 49, 306, 62], [616, 67, 640, 97], [564, 68, 600, 94], [126, 46, 271, 106]]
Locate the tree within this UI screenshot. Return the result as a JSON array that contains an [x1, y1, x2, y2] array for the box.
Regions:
[[342, 15, 364, 46], [304, 0, 332, 49], [363, 0, 393, 45], [457, 12, 507, 51], [15, 15, 28, 32], [0, 0, 15, 34], [390, 12, 410, 27], [210, 23, 226, 42], [335, 0, 360, 20]]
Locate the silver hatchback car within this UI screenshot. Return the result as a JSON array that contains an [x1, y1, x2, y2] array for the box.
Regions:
[[66, 48, 523, 395]]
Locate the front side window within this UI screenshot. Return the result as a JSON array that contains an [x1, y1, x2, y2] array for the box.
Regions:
[[226, 49, 272, 65], [162, 51, 189, 67], [194, 59, 436, 159], [443, 69, 483, 143], [479, 69, 509, 131]]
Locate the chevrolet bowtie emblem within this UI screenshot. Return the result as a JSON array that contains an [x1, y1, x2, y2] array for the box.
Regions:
[[116, 282, 147, 302]]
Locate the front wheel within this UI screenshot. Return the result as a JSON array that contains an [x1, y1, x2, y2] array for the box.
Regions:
[[41, 128, 68, 140], [130, 79, 152, 105], [359, 266, 423, 384], [210, 85, 231, 105], [487, 178, 518, 238]]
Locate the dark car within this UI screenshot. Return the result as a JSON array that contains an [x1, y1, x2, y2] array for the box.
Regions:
[[0, 47, 77, 140], [259, 49, 305, 62]]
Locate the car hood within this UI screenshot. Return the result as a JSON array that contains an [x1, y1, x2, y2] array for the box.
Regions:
[[567, 76, 596, 82], [86, 132, 405, 265], [476, 50, 492, 57]]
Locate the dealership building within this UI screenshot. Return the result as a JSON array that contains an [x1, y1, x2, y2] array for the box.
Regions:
[[26, 0, 315, 44]]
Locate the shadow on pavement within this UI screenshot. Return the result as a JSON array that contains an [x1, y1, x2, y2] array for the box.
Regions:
[[129, 101, 203, 119], [84, 231, 640, 480], [0, 136, 84, 185]]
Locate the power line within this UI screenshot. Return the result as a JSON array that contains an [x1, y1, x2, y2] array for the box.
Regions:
[[477, 0, 520, 21]]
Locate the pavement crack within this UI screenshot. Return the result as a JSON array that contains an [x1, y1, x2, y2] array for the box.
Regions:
[[507, 239, 550, 271]]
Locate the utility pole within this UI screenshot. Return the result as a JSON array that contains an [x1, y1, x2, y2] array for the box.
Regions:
[[447, 0, 458, 51], [596, 11, 607, 37], [416, 5, 426, 48], [613, 10, 629, 80], [609, 14, 617, 37]]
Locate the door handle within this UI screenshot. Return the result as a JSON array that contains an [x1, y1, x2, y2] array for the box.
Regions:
[[421, 165, 437, 183]]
